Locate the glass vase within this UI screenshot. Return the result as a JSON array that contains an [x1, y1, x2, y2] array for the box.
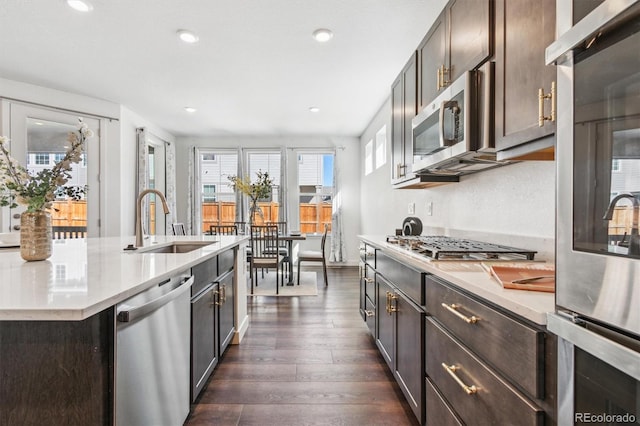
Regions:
[[20, 211, 52, 261]]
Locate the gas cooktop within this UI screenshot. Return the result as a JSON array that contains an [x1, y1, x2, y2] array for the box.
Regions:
[[385, 235, 537, 261]]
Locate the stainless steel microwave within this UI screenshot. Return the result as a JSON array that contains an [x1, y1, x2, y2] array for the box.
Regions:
[[411, 63, 501, 175]]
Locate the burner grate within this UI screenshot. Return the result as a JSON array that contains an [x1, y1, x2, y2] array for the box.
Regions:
[[386, 235, 536, 260]]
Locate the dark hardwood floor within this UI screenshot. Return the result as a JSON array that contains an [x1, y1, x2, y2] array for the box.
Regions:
[[184, 266, 419, 426]]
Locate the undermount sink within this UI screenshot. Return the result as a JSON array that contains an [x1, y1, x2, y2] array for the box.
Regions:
[[134, 241, 216, 254]]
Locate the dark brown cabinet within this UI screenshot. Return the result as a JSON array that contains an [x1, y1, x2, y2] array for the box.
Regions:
[[494, 0, 556, 160], [191, 282, 219, 401], [190, 250, 236, 402], [417, 0, 492, 111], [374, 262, 425, 424], [390, 53, 418, 184], [425, 275, 557, 426]]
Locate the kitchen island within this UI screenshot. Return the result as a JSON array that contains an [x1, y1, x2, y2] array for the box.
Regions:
[[0, 235, 248, 425]]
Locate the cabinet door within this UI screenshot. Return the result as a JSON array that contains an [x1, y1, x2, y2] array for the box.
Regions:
[[402, 55, 417, 178], [391, 54, 418, 184], [191, 284, 218, 402], [375, 275, 395, 369], [390, 74, 404, 183], [217, 270, 235, 355], [418, 12, 447, 110], [448, 0, 492, 83], [494, 0, 556, 152], [394, 290, 425, 424]]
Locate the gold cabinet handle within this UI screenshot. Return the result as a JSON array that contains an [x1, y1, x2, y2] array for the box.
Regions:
[[364, 277, 374, 283], [538, 81, 556, 127], [441, 303, 479, 324], [385, 291, 398, 314], [442, 363, 478, 395], [437, 65, 450, 90], [389, 292, 398, 314], [364, 310, 375, 317], [221, 284, 227, 304]]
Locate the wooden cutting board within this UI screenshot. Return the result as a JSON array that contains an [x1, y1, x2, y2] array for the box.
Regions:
[[488, 264, 555, 292]]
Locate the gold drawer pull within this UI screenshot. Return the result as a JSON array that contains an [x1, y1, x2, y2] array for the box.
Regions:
[[441, 303, 479, 324], [442, 363, 478, 395]]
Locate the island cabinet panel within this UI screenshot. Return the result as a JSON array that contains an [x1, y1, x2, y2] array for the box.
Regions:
[[217, 269, 235, 355], [0, 309, 114, 426], [494, 0, 556, 157], [426, 318, 544, 426], [190, 249, 236, 402], [191, 283, 219, 401], [426, 275, 543, 398]]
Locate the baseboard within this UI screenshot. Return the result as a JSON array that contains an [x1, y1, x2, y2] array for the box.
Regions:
[[232, 314, 249, 344]]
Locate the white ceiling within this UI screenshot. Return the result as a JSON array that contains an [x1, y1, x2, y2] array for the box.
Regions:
[[0, 0, 445, 138]]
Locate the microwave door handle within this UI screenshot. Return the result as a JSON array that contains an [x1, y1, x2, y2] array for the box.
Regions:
[[438, 101, 447, 147]]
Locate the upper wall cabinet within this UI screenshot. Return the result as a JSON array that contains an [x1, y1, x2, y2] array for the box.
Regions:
[[417, 0, 493, 112], [390, 53, 418, 184], [494, 0, 556, 160]]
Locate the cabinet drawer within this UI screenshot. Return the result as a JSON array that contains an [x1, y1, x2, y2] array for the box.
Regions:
[[426, 318, 543, 426], [364, 264, 376, 302], [426, 377, 463, 426], [359, 243, 376, 267], [426, 275, 543, 398], [192, 256, 217, 296], [218, 248, 235, 275], [365, 296, 375, 337], [376, 251, 424, 304]]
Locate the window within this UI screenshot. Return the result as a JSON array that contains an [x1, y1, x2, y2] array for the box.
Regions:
[[54, 153, 65, 163], [298, 152, 333, 234], [34, 153, 50, 165], [246, 151, 282, 224], [202, 153, 217, 162], [364, 140, 373, 175], [203, 184, 217, 202], [197, 150, 238, 232]]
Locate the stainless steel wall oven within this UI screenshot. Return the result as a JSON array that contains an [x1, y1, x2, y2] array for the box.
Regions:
[[547, 0, 640, 424]]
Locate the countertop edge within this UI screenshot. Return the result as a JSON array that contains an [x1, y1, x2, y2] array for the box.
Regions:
[[359, 235, 555, 326], [0, 236, 249, 321]]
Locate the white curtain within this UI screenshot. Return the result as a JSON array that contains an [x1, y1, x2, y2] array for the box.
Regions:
[[187, 146, 196, 235], [330, 149, 345, 262]]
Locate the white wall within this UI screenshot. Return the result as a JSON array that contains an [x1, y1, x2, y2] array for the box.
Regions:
[[176, 135, 362, 264], [360, 97, 556, 260]]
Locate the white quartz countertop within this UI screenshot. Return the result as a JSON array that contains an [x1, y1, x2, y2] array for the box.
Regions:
[[0, 235, 247, 321], [359, 235, 555, 325]]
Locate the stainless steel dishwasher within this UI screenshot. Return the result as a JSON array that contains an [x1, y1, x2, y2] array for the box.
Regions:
[[115, 272, 193, 426]]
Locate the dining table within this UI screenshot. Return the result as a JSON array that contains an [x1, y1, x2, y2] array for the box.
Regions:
[[278, 233, 306, 285]]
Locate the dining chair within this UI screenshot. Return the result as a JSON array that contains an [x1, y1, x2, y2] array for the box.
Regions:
[[52, 226, 87, 239], [249, 225, 285, 294], [297, 223, 329, 286], [210, 224, 238, 235], [172, 223, 186, 235], [266, 221, 290, 277]]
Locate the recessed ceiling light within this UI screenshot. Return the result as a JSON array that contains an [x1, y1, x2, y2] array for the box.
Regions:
[[177, 30, 199, 44], [309, 107, 320, 113], [184, 107, 197, 113], [66, 0, 93, 12], [312, 28, 333, 43]]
